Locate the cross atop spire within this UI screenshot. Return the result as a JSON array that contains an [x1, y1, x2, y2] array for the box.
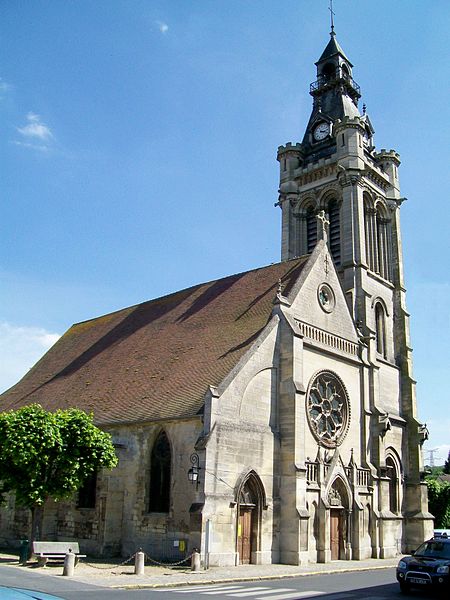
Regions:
[[329, 0, 336, 35]]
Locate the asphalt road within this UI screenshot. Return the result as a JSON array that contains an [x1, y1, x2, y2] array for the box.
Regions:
[[0, 566, 431, 600]]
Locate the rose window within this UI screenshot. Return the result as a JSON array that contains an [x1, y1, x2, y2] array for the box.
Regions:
[[307, 371, 349, 447]]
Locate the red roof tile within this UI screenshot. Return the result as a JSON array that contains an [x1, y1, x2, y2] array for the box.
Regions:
[[0, 258, 308, 425]]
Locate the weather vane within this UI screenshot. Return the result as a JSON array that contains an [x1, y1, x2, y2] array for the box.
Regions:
[[329, 0, 336, 34]]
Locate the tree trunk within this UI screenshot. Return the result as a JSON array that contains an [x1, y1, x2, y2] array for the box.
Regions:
[[30, 504, 45, 556]]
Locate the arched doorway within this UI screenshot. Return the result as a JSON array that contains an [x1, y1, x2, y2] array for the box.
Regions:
[[328, 478, 350, 560], [235, 472, 265, 565]]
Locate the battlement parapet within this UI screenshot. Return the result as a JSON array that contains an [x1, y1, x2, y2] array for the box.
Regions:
[[374, 149, 401, 165], [277, 142, 303, 157], [333, 116, 365, 132]]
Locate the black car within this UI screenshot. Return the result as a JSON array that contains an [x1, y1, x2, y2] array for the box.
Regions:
[[397, 535, 450, 594]]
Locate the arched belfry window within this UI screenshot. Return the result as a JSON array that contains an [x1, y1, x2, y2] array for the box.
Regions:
[[375, 302, 387, 359], [327, 199, 341, 266], [148, 431, 171, 513], [321, 62, 336, 82], [376, 206, 389, 280], [364, 195, 375, 270], [364, 197, 393, 282], [306, 205, 317, 254]]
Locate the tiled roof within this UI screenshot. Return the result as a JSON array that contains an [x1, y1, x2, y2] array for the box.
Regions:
[[0, 258, 308, 425]]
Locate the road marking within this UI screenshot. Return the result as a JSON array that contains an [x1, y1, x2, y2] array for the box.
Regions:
[[256, 592, 324, 600], [203, 585, 253, 596], [203, 588, 267, 595], [228, 589, 296, 597], [226, 588, 273, 596], [154, 585, 325, 599], [168, 586, 245, 593]]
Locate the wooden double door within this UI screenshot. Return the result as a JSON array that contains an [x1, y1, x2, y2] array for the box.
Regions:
[[330, 509, 345, 560], [237, 506, 253, 564]]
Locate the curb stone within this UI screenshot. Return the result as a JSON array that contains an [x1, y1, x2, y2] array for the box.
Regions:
[[112, 563, 398, 590]]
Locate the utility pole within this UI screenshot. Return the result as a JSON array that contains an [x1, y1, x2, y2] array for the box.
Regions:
[[425, 448, 440, 467]]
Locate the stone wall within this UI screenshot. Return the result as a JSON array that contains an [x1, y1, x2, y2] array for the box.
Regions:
[[0, 416, 203, 559]]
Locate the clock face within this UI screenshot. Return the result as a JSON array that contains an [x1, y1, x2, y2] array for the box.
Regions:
[[313, 122, 330, 141]]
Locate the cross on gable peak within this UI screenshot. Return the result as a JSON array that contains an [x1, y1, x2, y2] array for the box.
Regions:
[[316, 210, 329, 243]]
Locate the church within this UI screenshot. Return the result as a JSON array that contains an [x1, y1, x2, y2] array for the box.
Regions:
[[0, 26, 433, 566]]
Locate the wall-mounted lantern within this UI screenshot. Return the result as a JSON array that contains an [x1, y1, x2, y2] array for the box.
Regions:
[[188, 453, 201, 488]]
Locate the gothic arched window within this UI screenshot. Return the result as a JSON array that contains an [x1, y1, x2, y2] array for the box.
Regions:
[[327, 199, 341, 266], [148, 431, 171, 513], [375, 302, 387, 359], [386, 455, 399, 514]]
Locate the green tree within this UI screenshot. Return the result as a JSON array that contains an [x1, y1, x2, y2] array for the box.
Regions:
[[0, 404, 118, 544], [444, 451, 450, 475], [426, 477, 450, 528]]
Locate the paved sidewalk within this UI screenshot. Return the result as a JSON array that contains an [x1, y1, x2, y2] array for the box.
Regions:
[[0, 551, 399, 590]]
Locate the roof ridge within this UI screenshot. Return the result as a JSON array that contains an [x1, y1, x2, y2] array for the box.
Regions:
[[72, 256, 309, 327]]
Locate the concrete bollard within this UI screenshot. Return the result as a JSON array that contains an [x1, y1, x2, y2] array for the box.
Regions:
[[191, 549, 201, 572], [63, 550, 75, 577], [134, 550, 145, 575]]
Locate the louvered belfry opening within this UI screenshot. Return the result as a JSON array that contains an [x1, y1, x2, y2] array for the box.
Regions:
[[306, 206, 317, 254], [328, 199, 341, 266]]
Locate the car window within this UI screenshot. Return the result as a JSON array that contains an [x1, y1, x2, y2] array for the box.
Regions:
[[415, 541, 450, 559]]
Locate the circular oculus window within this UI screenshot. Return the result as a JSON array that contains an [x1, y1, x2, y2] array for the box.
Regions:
[[306, 371, 350, 448], [317, 283, 335, 313]]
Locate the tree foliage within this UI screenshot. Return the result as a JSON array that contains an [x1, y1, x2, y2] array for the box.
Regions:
[[0, 404, 118, 540], [444, 451, 450, 475], [426, 477, 450, 528]]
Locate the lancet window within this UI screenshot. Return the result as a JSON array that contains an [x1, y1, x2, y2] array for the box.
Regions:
[[148, 430, 171, 513], [375, 302, 387, 359], [386, 454, 400, 514]]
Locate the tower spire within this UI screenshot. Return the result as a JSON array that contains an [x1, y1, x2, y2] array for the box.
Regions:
[[329, 0, 336, 36]]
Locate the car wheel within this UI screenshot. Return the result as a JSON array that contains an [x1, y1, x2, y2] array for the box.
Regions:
[[399, 581, 410, 594]]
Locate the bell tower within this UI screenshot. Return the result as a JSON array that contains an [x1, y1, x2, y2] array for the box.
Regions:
[[276, 24, 433, 552], [277, 26, 403, 328]]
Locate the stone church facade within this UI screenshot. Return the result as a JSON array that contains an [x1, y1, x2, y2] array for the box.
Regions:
[[0, 29, 433, 565]]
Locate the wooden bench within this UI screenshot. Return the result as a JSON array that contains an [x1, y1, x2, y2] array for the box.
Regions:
[[32, 541, 86, 566]]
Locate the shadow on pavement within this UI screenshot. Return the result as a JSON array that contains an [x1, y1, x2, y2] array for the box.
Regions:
[[320, 582, 440, 598]]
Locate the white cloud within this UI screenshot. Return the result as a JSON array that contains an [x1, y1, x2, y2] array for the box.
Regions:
[[17, 112, 53, 141], [0, 322, 61, 393], [156, 20, 169, 34], [0, 77, 12, 98], [12, 140, 51, 152]]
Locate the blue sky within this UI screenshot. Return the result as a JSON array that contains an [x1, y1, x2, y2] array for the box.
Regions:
[[1, 1, 449, 462]]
